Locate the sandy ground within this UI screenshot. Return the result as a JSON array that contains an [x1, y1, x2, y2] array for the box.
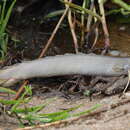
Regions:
[[1, 92, 130, 130]]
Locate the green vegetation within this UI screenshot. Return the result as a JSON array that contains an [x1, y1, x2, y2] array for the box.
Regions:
[[43, 0, 130, 53], [0, 0, 16, 59], [0, 0, 130, 58], [0, 0, 130, 128], [0, 86, 101, 127]]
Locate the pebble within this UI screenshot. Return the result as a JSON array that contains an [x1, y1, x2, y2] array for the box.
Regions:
[[108, 50, 128, 57]]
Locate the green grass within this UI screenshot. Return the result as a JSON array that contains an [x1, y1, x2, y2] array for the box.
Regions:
[[0, 86, 101, 127], [0, 0, 16, 59]]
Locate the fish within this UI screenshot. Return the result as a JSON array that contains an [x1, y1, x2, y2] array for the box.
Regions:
[[0, 53, 130, 86]]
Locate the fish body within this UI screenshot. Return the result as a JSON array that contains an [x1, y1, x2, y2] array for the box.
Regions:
[[0, 54, 130, 86]]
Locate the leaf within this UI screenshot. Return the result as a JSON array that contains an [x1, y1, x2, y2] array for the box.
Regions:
[[0, 98, 30, 105], [44, 9, 65, 19], [73, 104, 101, 117], [39, 104, 82, 118], [0, 87, 16, 94], [13, 104, 47, 113]]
